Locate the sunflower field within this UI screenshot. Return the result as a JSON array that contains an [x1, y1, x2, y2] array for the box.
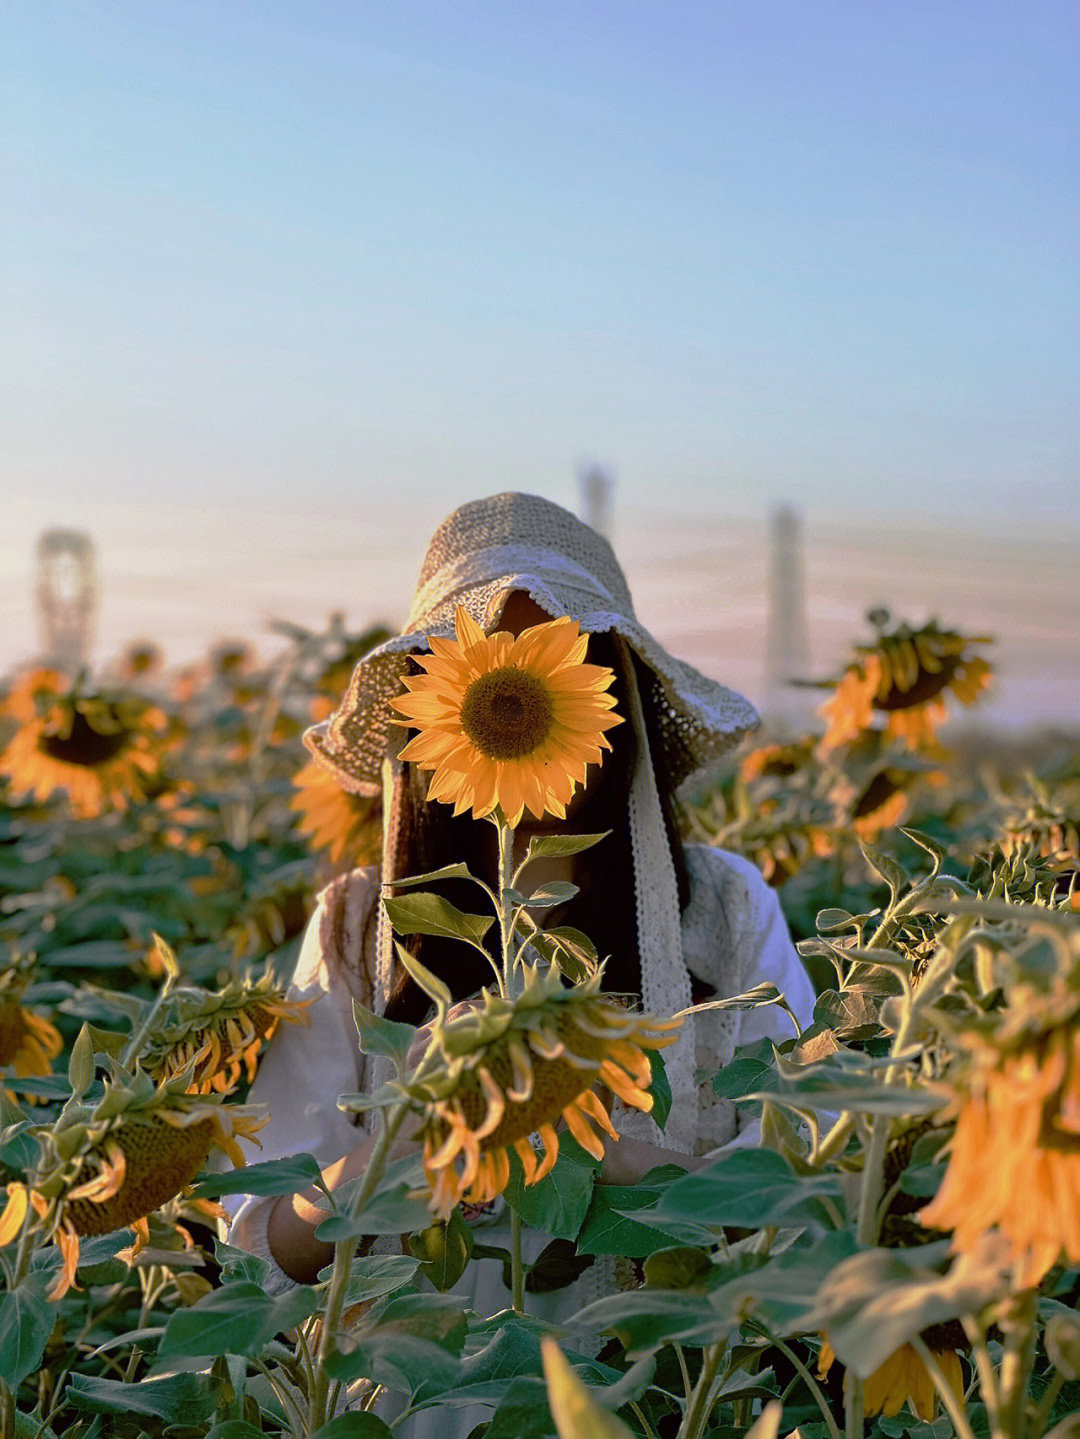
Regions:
[[1, 610, 1078, 1439]]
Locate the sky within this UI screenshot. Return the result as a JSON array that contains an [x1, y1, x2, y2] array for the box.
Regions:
[[4, 0, 1078, 532]]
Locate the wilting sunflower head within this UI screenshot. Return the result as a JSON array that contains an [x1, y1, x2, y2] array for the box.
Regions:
[[405, 964, 681, 1219], [818, 1333, 965, 1422], [920, 925, 1080, 1286], [142, 976, 311, 1094], [0, 1067, 264, 1300], [0, 669, 168, 817], [819, 612, 992, 752], [390, 606, 624, 828], [0, 962, 63, 1083], [291, 758, 381, 866]]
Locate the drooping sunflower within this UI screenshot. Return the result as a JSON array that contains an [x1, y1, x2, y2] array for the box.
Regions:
[[0, 965, 63, 1081], [920, 1019, 1080, 1287], [390, 607, 623, 827], [142, 977, 311, 1094], [0, 669, 168, 817], [291, 758, 381, 867], [819, 612, 992, 752], [818, 1331, 965, 1422], [919, 922, 1080, 1286], [406, 964, 681, 1219], [0, 1069, 264, 1300]]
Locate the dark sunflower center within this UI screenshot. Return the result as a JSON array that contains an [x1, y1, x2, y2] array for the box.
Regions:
[[41, 710, 131, 766], [459, 667, 554, 760], [0, 1000, 27, 1065]]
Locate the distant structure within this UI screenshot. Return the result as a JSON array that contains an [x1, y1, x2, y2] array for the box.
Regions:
[[36, 529, 96, 673], [578, 464, 614, 539], [762, 503, 813, 730]]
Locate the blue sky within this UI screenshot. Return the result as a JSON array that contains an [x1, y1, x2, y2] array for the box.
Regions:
[[4, 1, 1078, 530]]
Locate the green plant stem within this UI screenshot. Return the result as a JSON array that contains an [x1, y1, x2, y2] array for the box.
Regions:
[[678, 1342, 725, 1439], [251, 1356, 306, 1439], [749, 1328, 842, 1439], [1029, 1371, 1065, 1437], [842, 1365, 864, 1439], [994, 1289, 1038, 1439], [308, 1102, 409, 1434], [673, 1343, 694, 1407], [496, 816, 517, 992], [910, 1336, 978, 1439], [509, 1206, 525, 1314], [121, 965, 179, 1069], [628, 1400, 658, 1439], [963, 1313, 1000, 1435]]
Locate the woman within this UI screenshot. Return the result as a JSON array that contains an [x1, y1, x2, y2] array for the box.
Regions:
[[228, 492, 814, 1385]]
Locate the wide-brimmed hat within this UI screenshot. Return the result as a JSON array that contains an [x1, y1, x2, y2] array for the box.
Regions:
[[305, 491, 759, 794]]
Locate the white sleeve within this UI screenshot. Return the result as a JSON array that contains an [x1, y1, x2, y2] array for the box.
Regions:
[[226, 869, 379, 1287]]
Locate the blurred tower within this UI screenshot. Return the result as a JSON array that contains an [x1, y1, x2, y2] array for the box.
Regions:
[[36, 528, 96, 673], [763, 503, 812, 730], [578, 463, 614, 539]]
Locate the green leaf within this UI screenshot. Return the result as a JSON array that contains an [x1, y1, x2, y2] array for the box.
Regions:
[[710, 1036, 777, 1101], [505, 1135, 598, 1239], [151, 931, 181, 979], [352, 1002, 417, 1075], [577, 1165, 688, 1258], [0, 1272, 54, 1389], [317, 1181, 432, 1240], [66, 1372, 225, 1422], [384, 862, 476, 889], [858, 839, 908, 901], [190, 1151, 323, 1199], [156, 1280, 320, 1361], [517, 880, 579, 908], [68, 1022, 95, 1096], [626, 1148, 846, 1237], [798, 1240, 1009, 1377], [542, 1338, 636, 1439], [647, 1049, 672, 1132], [521, 926, 599, 983], [813, 988, 882, 1040], [899, 827, 947, 877], [383, 893, 493, 947], [523, 832, 610, 861], [204, 1424, 270, 1439], [336, 1252, 421, 1305], [312, 1416, 394, 1438], [394, 940, 452, 1014], [747, 1066, 946, 1117], [324, 1293, 469, 1395]]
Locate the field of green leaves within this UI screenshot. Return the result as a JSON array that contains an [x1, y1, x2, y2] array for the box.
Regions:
[[1, 613, 1078, 1439]]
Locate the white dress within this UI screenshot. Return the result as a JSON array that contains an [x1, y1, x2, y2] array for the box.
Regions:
[[227, 845, 815, 1434]]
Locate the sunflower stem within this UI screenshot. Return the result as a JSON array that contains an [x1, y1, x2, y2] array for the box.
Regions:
[[496, 815, 516, 996], [678, 1340, 725, 1439], [994, 1287, 1038, 1439], [121, 962, 180, 1071], [909, 1336, 978, 1439], [308, 1101, 409, 1434], [509, 1206, 526, 1314]]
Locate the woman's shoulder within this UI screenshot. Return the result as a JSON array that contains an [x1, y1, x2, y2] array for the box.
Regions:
[[680, 843, 784, 977]]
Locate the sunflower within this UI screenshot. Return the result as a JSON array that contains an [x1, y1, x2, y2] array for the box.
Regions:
[[0, 669, 167, 817], [0, 1069, 264, 1300], [818, 1332, 965, 1422], [0, 966, 62, 1081], [406, 963, 681, 1219], [819, 613, 992, 752], [920, 1020, 1080, 1287], [390, 607, 623, 827], [291, 758, 381, 867], [142, 977, 311, 1094]]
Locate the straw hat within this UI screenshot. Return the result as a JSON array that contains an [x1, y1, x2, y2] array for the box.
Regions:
[[305, 491, 759, 793]]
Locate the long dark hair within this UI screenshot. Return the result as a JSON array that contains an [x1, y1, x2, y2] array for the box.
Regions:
[[383, 635, 690, 1026]]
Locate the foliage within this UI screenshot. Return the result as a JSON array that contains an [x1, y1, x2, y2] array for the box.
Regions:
[[1, 611, 1078, 1438]]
